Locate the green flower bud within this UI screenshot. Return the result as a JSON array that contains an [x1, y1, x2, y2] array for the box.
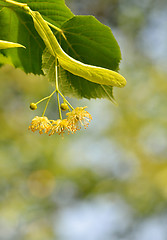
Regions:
[[61, 103, 69, 111], [30, 103, 37, 110]]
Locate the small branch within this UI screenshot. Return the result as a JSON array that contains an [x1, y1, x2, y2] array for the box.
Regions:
[[55, 58, 62, 120], [58, 91, 74, 110], [35, 90, 56, 105]]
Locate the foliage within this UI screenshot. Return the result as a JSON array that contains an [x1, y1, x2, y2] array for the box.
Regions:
[[0, 0, 126, 101]]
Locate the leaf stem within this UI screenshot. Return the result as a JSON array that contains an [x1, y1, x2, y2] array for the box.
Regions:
[[55, 58, 62, 120]]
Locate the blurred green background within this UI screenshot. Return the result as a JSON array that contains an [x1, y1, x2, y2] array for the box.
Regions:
[[0, 0, 167, 239]]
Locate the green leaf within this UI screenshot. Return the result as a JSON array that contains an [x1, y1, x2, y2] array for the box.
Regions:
[[58, 15, 122, 71], [53, 15, 126, 99], [26, 0, 74, 28], [0, 0, 126, 100], [0, 39, 25, 49], [0, 7, 44, 73], [0, 0, 74, 73], [40, 13, 126, 99], [31, 11, 126, 87], [56, 15, 127, 99], [0, 0, 74, 27]]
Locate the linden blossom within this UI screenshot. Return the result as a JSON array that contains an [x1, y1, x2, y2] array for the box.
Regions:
[[66, 107, 92, 131], [28, 116, 52, 134], [28, 107, 92, 136], [49, 119, 72, 136]]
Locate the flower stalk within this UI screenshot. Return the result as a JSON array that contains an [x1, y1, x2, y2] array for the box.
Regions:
[[27, 12, 92, 137], [29, 57, 92, 136]]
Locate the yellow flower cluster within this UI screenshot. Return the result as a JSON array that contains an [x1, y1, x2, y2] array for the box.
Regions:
[[29, 107, 92, 136], [66, 107, 92, 131], [28, 116, 52, 134]]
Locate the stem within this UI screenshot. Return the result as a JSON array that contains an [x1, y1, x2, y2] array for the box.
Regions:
[[36, 90, 56, 105], [46, 21, 67, 41], [55, 62, 74, 111], [3, 0, 26, 7], [46, 21, 62, 33], [56, 91, 62, 119], [55, 58, 62, 120], [42, 97, 50, 117], [58, 91, 74, 110], [3, 0, 30, 12], [41, 90, 56, 117]]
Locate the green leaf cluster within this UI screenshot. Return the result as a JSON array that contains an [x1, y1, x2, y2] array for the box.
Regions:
[[0, 0, 126, 100]]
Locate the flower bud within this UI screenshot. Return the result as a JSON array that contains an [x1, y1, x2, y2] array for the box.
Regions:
[[61, 103, 69, 111], [30, 103, 37, 110]]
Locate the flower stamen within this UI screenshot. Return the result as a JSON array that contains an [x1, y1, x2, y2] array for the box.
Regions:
[[28, 116, 52, 134], [49, 119, 72, 136], [66, 106, 92, 132]]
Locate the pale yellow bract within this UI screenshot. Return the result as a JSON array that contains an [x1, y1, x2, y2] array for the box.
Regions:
[[0, 40, 25, 49]]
